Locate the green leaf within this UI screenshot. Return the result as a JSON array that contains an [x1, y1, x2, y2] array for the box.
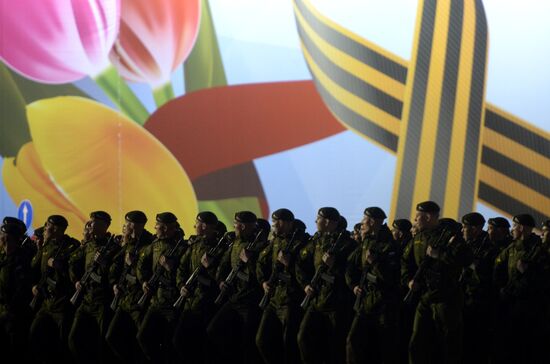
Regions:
[[184, 0, 227, 92], [0, 63, 31, 157], [198, 197, 262, 230]]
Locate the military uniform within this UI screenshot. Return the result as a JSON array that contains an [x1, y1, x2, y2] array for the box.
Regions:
[[28, 231, 79, 363], [136, 232, 186, 363], [256, 228, 307, 364], [345, 224, 400, 364], [296, 230, 357, 364], [493, 226, 550, 363], [105, 228, 153, 363]]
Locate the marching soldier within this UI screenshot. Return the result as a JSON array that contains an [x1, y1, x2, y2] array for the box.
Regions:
[[105, 211, 153, 363], [460, 212, 497, 364], [28, 215, 79, 363], [346, 207, 400, 364], [402, 201, 472, 364], [256, 208, 307, 364], [391, 219, 413, 254], [541, 220, 549, 251], [487, 217, 512, 253], [0, 223, 32, 360], [172, 211, 227, 364], [206, 211, 267, 364], [296, 207, 357, 364], [135, 212, 186, 363], [493, 214, 550, 363], [68, 211, 120, 364]]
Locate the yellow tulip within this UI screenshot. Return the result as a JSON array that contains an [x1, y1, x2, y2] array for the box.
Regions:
[[2, 96, 198, 236]]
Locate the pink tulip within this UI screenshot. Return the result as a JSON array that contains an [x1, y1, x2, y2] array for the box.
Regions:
[[0, 0, 121, 84], [110, 0, 201, 88]]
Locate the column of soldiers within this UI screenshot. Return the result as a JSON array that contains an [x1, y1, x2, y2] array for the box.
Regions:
[[0, 201, 549, 363]]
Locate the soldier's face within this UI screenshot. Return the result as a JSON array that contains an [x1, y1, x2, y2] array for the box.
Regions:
[[272, 218, 291, 236], [542, 226, 549, 244], [194, 219, 207, 236], [90, 218, 108, 236], [361, 215, 376, 235], [44, 221, 55, 241], [462, 224, 482, 241], [511, 222, 522, 240], [155, 222, 168, 239], [415, 211, 431, 231], [315, 215, 330, 232], [391, 228, 404, 241]]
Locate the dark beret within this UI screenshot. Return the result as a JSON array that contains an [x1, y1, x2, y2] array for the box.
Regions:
[[293, 219, 306, 232], [33, 226, 45, 238], [235, 211, 257, 224], [216, 221, 227, 235], [318, 207, 340, 222], [439, 218, 461, 232], [1, 223, 22, 236], [542, 220, 550, 229], [364, 207, 387, 220], [461, 212, 485, 226], [487, 217, 511, 229], [197, 211, 218, 225], [353, 223, 362, 232], [271, 208, 295, 222], [156, 212, 178, 224], [2, 217, 26, 234], [125, 211, 147, 224], [416, 201, 440, 213], [47, 215, 68, 228], [513, 214, 536, 228], [256, 218, 271, 234], [90, 211, 111, 223], [392, 219, 412, 232]]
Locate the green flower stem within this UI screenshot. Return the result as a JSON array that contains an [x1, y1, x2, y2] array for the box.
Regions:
[[153, 82, 175, 107], [94, 66, 149, 125]]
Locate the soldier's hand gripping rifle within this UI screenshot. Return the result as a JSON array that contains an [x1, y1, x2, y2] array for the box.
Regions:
[[214, 230, 265, 305], [300, 232, 344, 309], [110, 232, 143, 311], [70, 234, 119, 305], [259, 229, 299, 309], [30, 239, 67, 310], [137, 235, 185, 307], [403, 226, 459, 304], [173, 232, 233, 309], [353, 238, 385, 313]]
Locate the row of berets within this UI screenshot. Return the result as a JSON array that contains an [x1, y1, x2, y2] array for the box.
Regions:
[[0, 202, 549, 364]]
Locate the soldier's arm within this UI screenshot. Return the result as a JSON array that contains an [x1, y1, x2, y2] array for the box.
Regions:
[[295, 243, 314, 288], [136, 245, 153, 284], [345, 246, 362, 290], [68, 246, 85, 283], [401, 239, 417, 286], [493, 246, 510, 290], [256, 243, 273, 285], [176, 247, 192, 289], [215, 247, 232, 283], [371, 244, 401, 290]]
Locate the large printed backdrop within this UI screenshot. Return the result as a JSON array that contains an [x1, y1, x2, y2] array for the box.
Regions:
[[0, 0, 548, 236]]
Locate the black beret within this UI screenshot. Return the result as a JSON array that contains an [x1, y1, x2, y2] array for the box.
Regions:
[[392, 219, 412, 232], [293, 219, 306, 232], [216, 221, 227, 235], [33, 226, 45, 238], [2, 217, 26, 234], [513, 214, 536, 228], [125, 210, 147, 224], [364, 207, 387, 220], [156, 212, 178, 224], [461, 212, 485, 226], [90, 211, 111, 223], [271, 208, 295, 222], [487, 217, 511, 229], [196, 211, 218, 225], [353, 223, 362, 231], [1, 223, 22, 236], [318, 207, 340, 221], [235, 211, 257, 224], [416, 201, 440, 213], [337, 216, 348, 231], [256, 218, 271, 233], [542, 220, 550, 229], [47, 215, 69, 228]]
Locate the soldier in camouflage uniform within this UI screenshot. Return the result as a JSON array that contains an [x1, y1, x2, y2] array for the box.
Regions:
[[493, 214, 550, 363], [105, 211, 153, 363], [28, 215, 79, 363], [296, 207, 357, 364], [172, 211, 228, 364], [487, 217, 512, 253], [136, 212, 186, 363], [0, 223, 31, 360], [68, 211, 120, 364], [541, 220, 549, 251], [206, 211, 267, 364], [256, 208, 307, 364], [346, 207, 400, 364], [402, 201, 472, 364], [460, 212, 498, 364]]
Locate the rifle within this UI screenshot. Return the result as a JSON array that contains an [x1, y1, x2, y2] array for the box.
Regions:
[[259, 229, 299, 309], [30, 238, 68, 310], [459, 234, 489, 286], [110, 232, 143, 311], [353, 235, 386, 313], [173, 232, 233, 309], [403, 226, 458, 304], [300, 232, 345, 309], [137, 235, 185, 307], [214, 230, 265, 305], [70, 234, 119, 305]]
